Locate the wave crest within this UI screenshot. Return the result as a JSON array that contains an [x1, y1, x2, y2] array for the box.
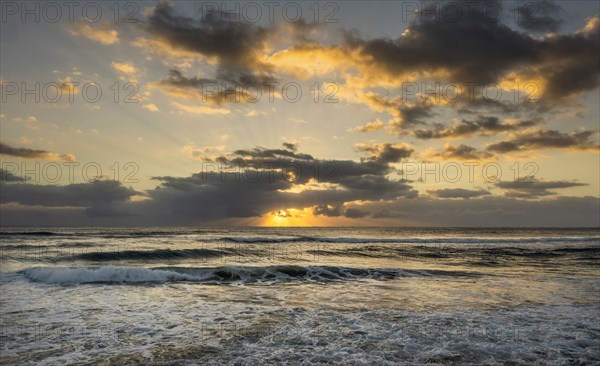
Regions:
[[21, 266, 478, 284]]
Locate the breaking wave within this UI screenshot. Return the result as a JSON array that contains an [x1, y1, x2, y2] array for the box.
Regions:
[[21, 265, 480, 284]]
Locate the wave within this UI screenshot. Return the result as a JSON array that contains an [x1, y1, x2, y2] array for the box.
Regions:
[[3, 230, 597, 245], [0, 229, 209, 238], [92, 231, 201, 238], [221, 236, 600, 245], [20, 265, 480, 284], [72, 248, 228, 261], [6, 245, 598, 264], [22, 266, 196, 284], [0, 231, 70, 237]]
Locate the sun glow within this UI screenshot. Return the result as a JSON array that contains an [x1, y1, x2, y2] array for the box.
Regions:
[[261, 208, 320, 226], [259, 207, 364, 226]]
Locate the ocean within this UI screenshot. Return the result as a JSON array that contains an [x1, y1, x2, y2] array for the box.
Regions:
[[0, 227, 598, 365]]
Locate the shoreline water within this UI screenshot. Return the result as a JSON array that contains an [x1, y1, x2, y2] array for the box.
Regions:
[[1, 227, 599, 365]]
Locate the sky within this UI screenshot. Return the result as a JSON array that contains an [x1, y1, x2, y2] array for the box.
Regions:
[[0, 0, 599, 226]]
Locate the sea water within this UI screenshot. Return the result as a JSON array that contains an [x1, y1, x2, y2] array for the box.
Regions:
[[0, 227, 598, 365]]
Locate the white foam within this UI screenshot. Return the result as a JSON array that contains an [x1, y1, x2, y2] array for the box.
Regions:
[[21, 265, 438, 285], [22, 266, 199, 284]]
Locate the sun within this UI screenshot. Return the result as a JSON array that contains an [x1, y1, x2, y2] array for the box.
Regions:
[[261, 208, 320, 226]]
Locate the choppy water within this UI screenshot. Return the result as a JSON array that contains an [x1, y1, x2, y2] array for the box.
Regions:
[[1, 227, 599, 365]]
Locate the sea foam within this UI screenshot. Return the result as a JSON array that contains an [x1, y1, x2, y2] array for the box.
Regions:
[[21, 265, 475, 284]]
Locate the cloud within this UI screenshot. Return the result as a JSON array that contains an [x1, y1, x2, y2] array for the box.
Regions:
[[143, 103, 160, 112], [486, 129, 599, 153], [350, 119, 385, 133], [4, 194, 597, 226], [0, 144, 595, 226], [0, 168, 28, 182], [347, 2, 598, 105], [282, 142, 298, 151], [423, 144, 494, 161], [532, 16, 600, 104], [139, 144, 417, 221], [135, 1, 597, 131], [58, 78, 79, 96], [0, 142, 76, 162], [312, 204, 369, 219], [182, 144, 225, 161], [394, 104, 435, 128], [157, 68, 277, 105], [245, 110, 266, 117], [214, 146, 315, 166], [111, 62, 137, 75], [344, 208, 370, 218], [355, 143, 413, 164], [313, 204, 343, 217], [145, 4, 268, 69], [171, 101, 230, 115], [70, 23, 119, 45], [0, 180, 139, 217], [413, 117, 541, 139], [141, 3, 281, 95], [427, 188, 490, 199], [264, 1, 597, 124], [515, 0, 563, 33], [360, 94, 435, 129], [496, 178, 587, 198], [347, 195, 600, 227], [346, 2, 532, 84], [455, 97, 524, 115]]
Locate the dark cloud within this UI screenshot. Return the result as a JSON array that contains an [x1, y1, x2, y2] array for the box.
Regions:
[[0, 180, 139, 217], [413, 116, 541, 139], [0, 142, 75, 161], [159, 69, 278, 105], [363, 94, 435, 128], [4, 195, 597, 227], [486, 130, 599, 153], [144, 3, 318, 104], [313, 204, 343, 217], [145, 171, 292, 218], [146, 3, 270, 71], [143, 170, 415, 221], [140, 145, 417, 221], [144, 1, 597, 123], [395, 104, 434, 127], [211, 146, 411, 185], [535, 16, 600, 102], [0, 168, 28, 182], [515, 0, 563, 33], [352, 196, 600, 227], [282, 142, 298, 151], [356, 143, 414, 164], [427, 188, 490, 199], [347, 0, 536, 85], [496, 178, 587, 198], [347, 1, 599, 104], [214, 147, 315, 168], [455, 97, 525, 115], [0, 164, 594, 226], [312, 204, 370, 219], [372, 208, 394, 218], [144, 3, 282, 103], [426, 144, 494, 160], [0, 180, 139, 207], [344, 208, 369, 218]]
